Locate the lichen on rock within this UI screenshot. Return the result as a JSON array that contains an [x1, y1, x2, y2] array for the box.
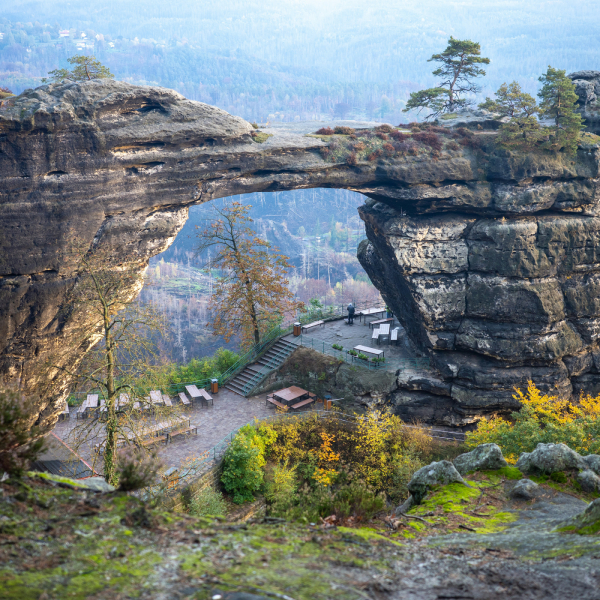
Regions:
[[453, 443, 508, 475]]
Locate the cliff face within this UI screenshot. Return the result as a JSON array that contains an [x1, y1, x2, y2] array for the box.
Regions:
[[2, 78, 600, 430]]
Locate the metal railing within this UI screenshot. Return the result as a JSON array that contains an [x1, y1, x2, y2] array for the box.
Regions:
[[294, 334, 430, 372]]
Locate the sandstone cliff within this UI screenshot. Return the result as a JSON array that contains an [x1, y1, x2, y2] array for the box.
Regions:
[[1, 78, 600, 430]]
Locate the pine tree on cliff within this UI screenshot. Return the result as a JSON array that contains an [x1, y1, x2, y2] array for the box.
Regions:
[[44, 55, 113, 83], [479, 82, 539, 119], [480, 81, 545, 150], [538, 66, 584, 154], [403, 37, 490, 119]]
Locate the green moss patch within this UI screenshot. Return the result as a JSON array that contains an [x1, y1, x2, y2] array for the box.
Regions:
[[402, 480, 517, 537], [251, 132, 272, 143]]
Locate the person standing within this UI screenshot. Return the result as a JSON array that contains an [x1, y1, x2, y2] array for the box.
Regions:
[[347, 303, 355, 325]]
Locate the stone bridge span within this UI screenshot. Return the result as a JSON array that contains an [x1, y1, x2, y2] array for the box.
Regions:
[[2, 79, 600, 431]]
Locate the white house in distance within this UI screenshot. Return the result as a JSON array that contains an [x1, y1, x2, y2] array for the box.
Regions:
[[59, 30, 69, 37]]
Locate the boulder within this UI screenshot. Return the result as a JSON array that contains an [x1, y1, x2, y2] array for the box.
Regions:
[[453, 443, 508, 475], [82, 477, 116, 493], [577, 470, 600, 493], [516, 443, 586, 474], [510, 479, 539, 500], [407, 460, 467, 504], [582, 454, 600, 475]]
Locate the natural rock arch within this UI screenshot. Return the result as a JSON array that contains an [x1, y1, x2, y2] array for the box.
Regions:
[[2, 79, 600, 432]]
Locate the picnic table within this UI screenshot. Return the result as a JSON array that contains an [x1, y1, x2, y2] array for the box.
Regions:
[[150, 390, 164, 405], [185, 385, 214, 407], [118, 393, 130, 410], [77, 394, 99, 419], [274, 386, 309, 404], [357, 307, 386, 324], [375, 323, 390, 345], [353, 344, 385, 358], [267, 386, 317, 411]]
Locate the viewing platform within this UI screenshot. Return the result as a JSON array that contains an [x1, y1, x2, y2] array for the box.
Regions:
[[283, 312, 429, 374]]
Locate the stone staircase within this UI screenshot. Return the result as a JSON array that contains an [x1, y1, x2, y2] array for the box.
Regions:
[[225, 338, 298, 397]]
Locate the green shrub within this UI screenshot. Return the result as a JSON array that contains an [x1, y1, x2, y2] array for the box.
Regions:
[[221, 422, 276, 504], [271, 477, 385, 523], [332, 343, 343, 351], [264, 461, 297, 507], [357, 353, 368, 361], [0, 387, 46, 477], [334, 126, 355, 135], [221, 434, 264, 504], [348, 349, 358, 357], [116, 447, 164, 492], [189, 486, 228, 517]]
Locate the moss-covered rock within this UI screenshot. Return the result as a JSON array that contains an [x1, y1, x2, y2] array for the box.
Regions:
[[555, 498, 600, 535]]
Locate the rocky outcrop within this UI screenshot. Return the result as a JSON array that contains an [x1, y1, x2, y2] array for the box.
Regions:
[[407, 460, 466, 504], [509, 478, 539, 500], [516, 443, 587, 474], [453, 443, 507, 475], [569, 70, 600, 134], [2, 77, 600, 430]]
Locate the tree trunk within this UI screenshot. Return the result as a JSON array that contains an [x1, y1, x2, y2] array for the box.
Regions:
[[103, 315, 118, 485]]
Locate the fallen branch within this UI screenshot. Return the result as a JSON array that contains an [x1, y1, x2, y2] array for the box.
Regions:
[[396, 511, 430, 525]]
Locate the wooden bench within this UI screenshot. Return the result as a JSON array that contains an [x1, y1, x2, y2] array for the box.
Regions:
[[185, 384, 212, 406], [368, 317, 394, 329], [353, 344, 384, 358], [198, 388, 213, 407], [266, 396, 288, 410], [291, 397, 316, 411], [178, 392, 191, 406], [139, 435, 168, 448], [76, 399, 88, 419], [301, 320, 324, 333], [167, 424, 198, 443]]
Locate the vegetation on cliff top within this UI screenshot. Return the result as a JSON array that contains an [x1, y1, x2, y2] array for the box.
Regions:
[[404, 37, 490, 118]]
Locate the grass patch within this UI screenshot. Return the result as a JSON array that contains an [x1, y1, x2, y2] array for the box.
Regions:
[[251, 132, 272, 143]]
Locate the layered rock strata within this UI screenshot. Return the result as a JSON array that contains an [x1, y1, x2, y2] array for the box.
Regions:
[[1, 78, 600, 430]]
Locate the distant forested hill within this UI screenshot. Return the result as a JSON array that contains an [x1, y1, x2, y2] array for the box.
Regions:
[[2, 0, 599, 122]]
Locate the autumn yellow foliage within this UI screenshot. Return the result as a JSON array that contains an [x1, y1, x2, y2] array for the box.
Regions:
[[466, 381, 600, 462]]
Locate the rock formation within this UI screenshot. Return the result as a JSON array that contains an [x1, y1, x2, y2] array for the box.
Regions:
[[1, 77, 600, 430], [569, 70, 600, 134]]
